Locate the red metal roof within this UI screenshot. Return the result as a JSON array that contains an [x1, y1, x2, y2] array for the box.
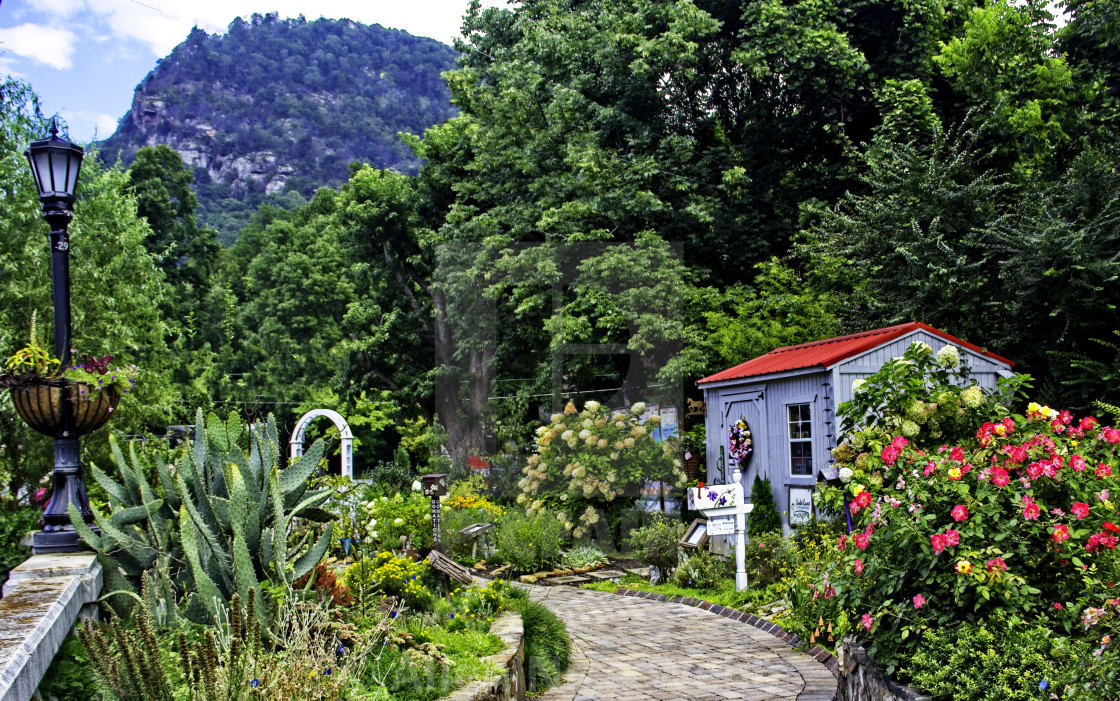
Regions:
[[697, 322, 1013, 385]]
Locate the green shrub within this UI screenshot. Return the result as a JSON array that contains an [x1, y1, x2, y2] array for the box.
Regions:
[[495, 508, 565, 572], [747, 475, 782, 534], [344, 551, 434, 611], [743, 531, 795, 587], [901, 612, 1058, 700], [672, 550, 731, 590], [560, 545, 606, 570], [626, 517, 682, 576]]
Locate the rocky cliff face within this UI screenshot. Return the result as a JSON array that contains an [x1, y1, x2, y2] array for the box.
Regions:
[[100, 14, 458, 240]]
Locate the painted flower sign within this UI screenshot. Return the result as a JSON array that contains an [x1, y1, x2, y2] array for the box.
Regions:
[[728, 416, 753, 467]]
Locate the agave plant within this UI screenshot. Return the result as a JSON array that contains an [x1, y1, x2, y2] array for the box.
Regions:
[[70, 409, 334, 631]]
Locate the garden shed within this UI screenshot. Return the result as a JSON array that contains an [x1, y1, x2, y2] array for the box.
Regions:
[[695, 322, 1014, 537]]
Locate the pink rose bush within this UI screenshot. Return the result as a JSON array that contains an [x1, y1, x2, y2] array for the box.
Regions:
[[805, 342, 1120, 675]]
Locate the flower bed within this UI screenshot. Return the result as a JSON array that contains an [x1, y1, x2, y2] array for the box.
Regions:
[[798, 341, 1120, 698]]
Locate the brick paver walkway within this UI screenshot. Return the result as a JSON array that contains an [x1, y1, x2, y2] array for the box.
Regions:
[[529, 586, 837, 701]]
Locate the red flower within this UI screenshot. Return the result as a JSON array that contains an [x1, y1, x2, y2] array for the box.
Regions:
[[1103, 427, 1120, 444], [944, 529, 960, 546], [881, 445, 902, 465], [1104, 522, 1120, 534], [992, 467, 1011, 487], [860, 613, 874, 631], [854, 558, 864, 575], [951, 505, 969, 522], [1052, 524, 1071, 543], [837, 534, 847, 551], [1002, 444, 1029, 463], [931, 533, 948, 553], [1097, 463, 1113, 479], [854, 533, 871, 550], [986, 558, 1007, 573], [1087, 532, 1120, 553], [950, 446, 965, 461], [1054, 602, 1064, 610], [855, 490, 872, 508], [1022, 496, 1041, 521], [1071, 502, 1090, 520]]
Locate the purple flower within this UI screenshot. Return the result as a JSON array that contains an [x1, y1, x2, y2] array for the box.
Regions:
[[250, 679, 259, 688]]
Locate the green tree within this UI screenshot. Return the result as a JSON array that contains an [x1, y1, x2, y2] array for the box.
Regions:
[[127, 144, 220, 328]]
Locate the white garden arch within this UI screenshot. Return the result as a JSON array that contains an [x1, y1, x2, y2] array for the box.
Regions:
[[290, 409, 354, 479]]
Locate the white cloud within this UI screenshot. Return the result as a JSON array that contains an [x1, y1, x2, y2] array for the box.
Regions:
[[60, 109, 120, 140], [0, 24, 79, 70], [79, 0, 505, 57]]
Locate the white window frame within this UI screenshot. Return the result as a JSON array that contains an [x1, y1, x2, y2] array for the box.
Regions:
[[786, 400, 814, 477]]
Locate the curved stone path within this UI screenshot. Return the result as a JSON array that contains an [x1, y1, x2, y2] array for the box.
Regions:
[[528, 586, 837, 701]]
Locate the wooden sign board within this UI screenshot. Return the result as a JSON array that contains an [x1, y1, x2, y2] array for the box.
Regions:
[[679, 518, 709, 550]]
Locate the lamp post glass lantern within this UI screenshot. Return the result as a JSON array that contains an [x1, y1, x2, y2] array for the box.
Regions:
[[24, 119, 98, 554]]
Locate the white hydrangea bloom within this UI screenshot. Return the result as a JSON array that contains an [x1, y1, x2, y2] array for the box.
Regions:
[[630, 402, 647, 415], [936, 344, 960, 368], [839, 467, 854, 483], [852, 379, 867, 394]]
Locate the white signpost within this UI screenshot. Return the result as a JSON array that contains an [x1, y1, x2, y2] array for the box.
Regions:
[[687, 466, 754, 591]]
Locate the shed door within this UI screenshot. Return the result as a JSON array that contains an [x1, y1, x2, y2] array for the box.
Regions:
[[710, 391, 762, 556], [721, 391, 763, 485]]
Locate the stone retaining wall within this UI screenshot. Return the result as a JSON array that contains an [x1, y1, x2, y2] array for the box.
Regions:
[[0, 553, 102, 701], [835, 638, 931, 701], [444, 610, 525, 701]]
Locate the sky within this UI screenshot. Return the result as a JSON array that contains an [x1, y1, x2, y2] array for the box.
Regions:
[[0, 0, 505, 143]]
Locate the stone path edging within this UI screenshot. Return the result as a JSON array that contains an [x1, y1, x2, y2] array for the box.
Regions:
[[613, 588, 840, 679]]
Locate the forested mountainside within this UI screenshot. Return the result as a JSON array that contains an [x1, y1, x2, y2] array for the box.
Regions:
[[99, 13, 458, 242]]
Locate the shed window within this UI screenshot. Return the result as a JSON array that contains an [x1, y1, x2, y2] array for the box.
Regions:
[[788, 403, 812, 475]]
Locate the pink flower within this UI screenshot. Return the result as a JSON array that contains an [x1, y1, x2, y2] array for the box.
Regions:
[[950, 446, 965, 461], [1002, 444, 1028, 463], [992, 467, 1011, 487], [1097, 463, 1113, 479], [837, 535, 847, 551], [881, 445, 902, 465], [924, 461, 937, 477], [854, 533, 871, 550], [951, 505, 969, 522], [1071, 455, 1087, 472], [1059, 410, 1073, 425], [1054, 602, 1064, 610], [931, 533, 947, 553], [1022, 496, 1041, 521], [944, 529, 960, 546], [913, 594, 926, 609], [1052, 524, 1071, 543], [1072, 502, 1090, 520], [854, 558, 864, 575], [1098, 489, 1111, 503], [985, 558, 1007, 573], [1102, 427, 1120, 444], [861, 613, 874, 631]]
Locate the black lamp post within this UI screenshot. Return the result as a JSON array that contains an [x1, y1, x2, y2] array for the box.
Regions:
[[25, 119, 98, 554]]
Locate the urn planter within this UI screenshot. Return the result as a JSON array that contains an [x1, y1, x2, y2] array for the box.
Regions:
[[9, 379, 119, 438]]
